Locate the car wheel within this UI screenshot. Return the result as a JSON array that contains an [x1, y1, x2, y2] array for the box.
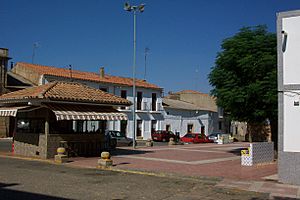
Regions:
[[162, 138, 166, 142]]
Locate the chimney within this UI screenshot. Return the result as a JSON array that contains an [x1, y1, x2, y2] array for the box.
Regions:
[[100, 67, 105, 78], [0, 48, 11, 95]]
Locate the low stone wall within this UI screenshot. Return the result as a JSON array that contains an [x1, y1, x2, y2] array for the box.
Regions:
[[14, 133, 47, 159], [14, 133, 106, 159], [48, 134, 105, 158], [0, 117, 10, 138]]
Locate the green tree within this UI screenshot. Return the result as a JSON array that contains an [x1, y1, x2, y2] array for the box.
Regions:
[[209, 25, 277, 146]]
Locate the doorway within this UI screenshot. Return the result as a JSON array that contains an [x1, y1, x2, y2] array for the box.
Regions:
[[137, 120, 142, 137], [120, 120, 127, 135], [187, 124, 193, 133]]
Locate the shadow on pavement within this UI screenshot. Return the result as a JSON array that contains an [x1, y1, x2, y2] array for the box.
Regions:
[[227, 148, 247, 156], [252, 197, 299, 200], [111, 148, 153, 156], [0, 182, 70, 200]]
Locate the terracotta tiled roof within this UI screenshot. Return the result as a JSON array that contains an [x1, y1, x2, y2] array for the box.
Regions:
[[163, 98, 202, 111], [165, 90, 217, 112], [174, 90, 210, 96], [14, 62, 162, 90], [0, 81, 131, 106]]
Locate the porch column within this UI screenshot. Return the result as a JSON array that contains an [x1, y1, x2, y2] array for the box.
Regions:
[[45, 109, 50, 159]]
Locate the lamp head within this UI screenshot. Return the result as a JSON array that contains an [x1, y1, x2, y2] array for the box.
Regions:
[[138, 4, 145, 12], [124, 2, 132, 11]]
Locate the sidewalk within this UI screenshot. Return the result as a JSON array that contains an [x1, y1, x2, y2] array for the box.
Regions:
[[66, 142, 300, 199]]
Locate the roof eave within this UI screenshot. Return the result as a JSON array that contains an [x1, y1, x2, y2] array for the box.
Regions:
[[44, 74, 163, 91], [0, 98, 131, 107]]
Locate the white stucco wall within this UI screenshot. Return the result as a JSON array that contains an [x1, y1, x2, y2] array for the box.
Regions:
[[281, 16, 300, 152], [282, 16, 300, 85], [162, 108, 219, 137], [283, 91, 300, 152], [43, 75, 163, 140]]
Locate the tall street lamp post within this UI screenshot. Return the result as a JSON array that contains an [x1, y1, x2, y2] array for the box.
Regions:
[[124, 2, 145, 148]]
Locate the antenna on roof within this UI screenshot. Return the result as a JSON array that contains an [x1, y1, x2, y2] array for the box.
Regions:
[[69, 64, 73, 81], [144, 47, 150, 80], [31, 42, 40, 64], [195, 66, 199, 91]]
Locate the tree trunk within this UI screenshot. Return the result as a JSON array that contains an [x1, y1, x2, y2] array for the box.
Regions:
[[247, 122, 269, 142], [270, 118, 278, 151]]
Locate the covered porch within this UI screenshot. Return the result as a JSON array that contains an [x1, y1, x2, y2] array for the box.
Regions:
[[0, 81, 131, 158]]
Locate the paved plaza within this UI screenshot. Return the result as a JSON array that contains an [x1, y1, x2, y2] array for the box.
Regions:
[[1, 139, 300, 199], [68, 142, 277, 180], [0, 156, 269, 200], [66, 142, 300, 199]]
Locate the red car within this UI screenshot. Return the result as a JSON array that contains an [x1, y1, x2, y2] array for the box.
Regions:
[[180, 133, 214, 143], [151, 130, 176, 142]]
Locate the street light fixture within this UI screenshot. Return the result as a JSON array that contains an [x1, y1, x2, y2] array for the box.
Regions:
[[124, 2, 145, 148]]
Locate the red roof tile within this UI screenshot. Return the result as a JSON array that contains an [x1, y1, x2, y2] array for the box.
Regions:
[[174, 90, 210, 96], [0, 81, 131, 106], [14, 62, 162, 90]]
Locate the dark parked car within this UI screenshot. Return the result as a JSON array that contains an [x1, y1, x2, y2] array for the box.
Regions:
[[151, 130, 176, 142], [180, 133, 214, 144], [106, 130, 136, 147]]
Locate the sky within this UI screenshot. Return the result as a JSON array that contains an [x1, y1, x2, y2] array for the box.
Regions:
[[1, 0, 300, 95]]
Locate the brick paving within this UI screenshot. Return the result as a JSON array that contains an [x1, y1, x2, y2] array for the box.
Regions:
[[67, 142, 300, 199]]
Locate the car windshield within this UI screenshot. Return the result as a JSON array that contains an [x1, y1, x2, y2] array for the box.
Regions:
[[110, 131, 126, 138], [184, 134, 195, 138]]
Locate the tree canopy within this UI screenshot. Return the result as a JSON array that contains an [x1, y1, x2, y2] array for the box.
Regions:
[[209, 25, 277, 141]]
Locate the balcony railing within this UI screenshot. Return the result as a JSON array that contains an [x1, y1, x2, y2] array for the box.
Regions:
[[120, 102, 163, 112]]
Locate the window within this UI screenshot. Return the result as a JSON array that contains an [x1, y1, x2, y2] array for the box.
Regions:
[[98, 121, 107, 134], [187, 124, 193, 133], [120, 120, 127, 135], [99, 87, 108, 92], [76, 121, 84, 133], [121, 90, 127, 99], [219, 121, 222, 130], [120, 90, 127, 109], [137, 92, 143, 110], [17, 118, 45, 134], [201, 126, 205, 134], [151, 120, 157, 134], [166, 124, 171, 131], [152, 93, 157, 111]]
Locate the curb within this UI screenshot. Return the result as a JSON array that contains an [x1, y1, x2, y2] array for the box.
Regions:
[[0, 153, 54, 164]]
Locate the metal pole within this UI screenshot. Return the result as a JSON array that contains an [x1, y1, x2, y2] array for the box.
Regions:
[[32, 43, 39, 64], [32, 47, 35, 64], [144, 48, 147, 80], [144, 47, 149, 81], [132, 10, 137, 148]]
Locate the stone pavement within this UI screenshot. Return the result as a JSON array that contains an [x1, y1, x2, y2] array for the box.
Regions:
[[66, 142, 300, 199]]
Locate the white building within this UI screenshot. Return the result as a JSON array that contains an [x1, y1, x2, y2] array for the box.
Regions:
[[162, 90, 224, 136], [278, 10, 300, 185], [10, 62, 164, 140]]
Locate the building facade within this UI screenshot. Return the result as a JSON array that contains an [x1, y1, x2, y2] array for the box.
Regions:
[[277, 10, 300, 185], [162, 90, 224, 136], [10, 62, 163, 140]]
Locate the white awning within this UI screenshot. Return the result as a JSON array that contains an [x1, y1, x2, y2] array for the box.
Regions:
[[46, 104, 128, 121], [0, 106, 29, 117]]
